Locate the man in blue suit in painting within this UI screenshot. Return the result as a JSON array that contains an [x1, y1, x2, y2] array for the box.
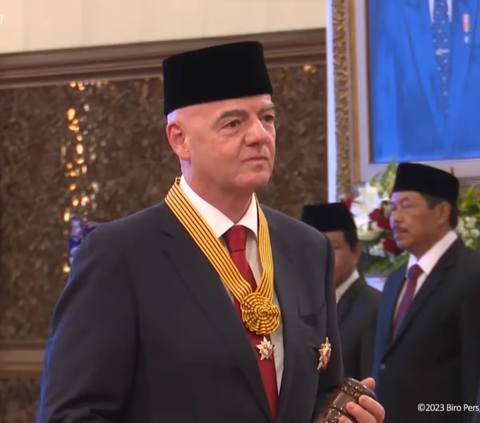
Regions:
[[369, 0, 480, 163]]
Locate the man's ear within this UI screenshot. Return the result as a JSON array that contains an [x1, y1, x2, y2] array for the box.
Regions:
[[435, 202, 452, 226], [166, 121, 190, 161]]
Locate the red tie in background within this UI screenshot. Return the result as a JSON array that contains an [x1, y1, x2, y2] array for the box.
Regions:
[[392, 264, 423, 339], [223, 225, 278, 421]]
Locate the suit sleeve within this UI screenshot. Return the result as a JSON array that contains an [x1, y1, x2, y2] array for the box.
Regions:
[[459, 268, 480, 422], [311, 238, 344, 421], [37, 226, 136, 422]]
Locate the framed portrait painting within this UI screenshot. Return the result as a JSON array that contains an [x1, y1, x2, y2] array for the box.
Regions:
[[330, 0, 480, 193]]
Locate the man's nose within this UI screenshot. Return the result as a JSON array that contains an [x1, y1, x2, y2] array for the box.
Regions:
[[244, 119, 270, 144], [390, 210, 401, 223]]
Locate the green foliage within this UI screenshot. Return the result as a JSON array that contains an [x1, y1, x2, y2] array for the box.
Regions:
[[368, 156, 396, 197], [458, 185, 480, 217]]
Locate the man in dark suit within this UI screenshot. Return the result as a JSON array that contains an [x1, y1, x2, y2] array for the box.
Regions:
[[369, 0, 480, 162], [372, 162, 480, 423], [36, 42, 385, 423], [301, 202, 381, 382]]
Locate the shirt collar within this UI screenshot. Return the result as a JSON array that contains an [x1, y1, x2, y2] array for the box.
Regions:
[[407, 230, 458, 276], [179, 175, 258, 239], [336, 269, 360, 303]]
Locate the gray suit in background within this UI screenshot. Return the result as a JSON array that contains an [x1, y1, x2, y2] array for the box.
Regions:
[[337, 277, 380, 381]]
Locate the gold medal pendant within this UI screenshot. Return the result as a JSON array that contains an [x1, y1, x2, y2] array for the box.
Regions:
[[256, 337, 274, 361], [165, 178, 280, 337]]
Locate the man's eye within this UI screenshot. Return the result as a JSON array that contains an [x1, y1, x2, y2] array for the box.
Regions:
[[263, 115, 275, 123], [227, 120, 240, 128]]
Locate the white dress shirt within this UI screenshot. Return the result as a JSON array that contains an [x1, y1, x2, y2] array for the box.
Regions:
[[394, 230, 458, 317], [179, 175, 285, 392], [336, 270, 360, 304], [429, 0, 452, 22]]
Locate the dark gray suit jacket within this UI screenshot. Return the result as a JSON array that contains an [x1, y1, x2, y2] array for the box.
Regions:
[[337, 277, 380, 381], [37, 203, 344, 423], [372, 239, 480, 423]]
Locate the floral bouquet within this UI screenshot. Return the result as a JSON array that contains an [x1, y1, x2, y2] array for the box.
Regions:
[[457, 185, 480, 250], [341, 157, 480, 275], [341, 158, 408, 275]]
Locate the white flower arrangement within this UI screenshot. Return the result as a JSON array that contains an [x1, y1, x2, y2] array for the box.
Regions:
[[350, 183, 390, 241], [456, 216, 480, 249], [342, 158, 407, 274]]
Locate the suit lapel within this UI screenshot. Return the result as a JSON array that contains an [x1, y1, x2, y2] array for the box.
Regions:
[[386, 239, 464, 355], [337, 278, 366, 326], [156, 204, 272, 420], [336, 297, 350, 326], [266, 214, 302, 423], [403, 0, 445, 130], [378, 268, 407, 359], [447, 0, 478, 137]]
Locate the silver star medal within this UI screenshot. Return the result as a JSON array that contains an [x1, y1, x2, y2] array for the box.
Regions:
[[256, 337, 274, 360], [317, 337, 332, 370]]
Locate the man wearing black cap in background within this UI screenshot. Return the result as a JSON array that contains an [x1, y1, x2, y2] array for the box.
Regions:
[[301, 202, 381, 382], [37, 42, 384, 423], [372, 163, 480, 423]]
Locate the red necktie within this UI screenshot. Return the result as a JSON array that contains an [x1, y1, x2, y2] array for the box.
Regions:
[[392, 264, 423, 339], [223, 225, 278, 421]]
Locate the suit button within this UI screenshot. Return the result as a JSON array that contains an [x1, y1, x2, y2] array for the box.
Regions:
[[380, 363, 386, 370]]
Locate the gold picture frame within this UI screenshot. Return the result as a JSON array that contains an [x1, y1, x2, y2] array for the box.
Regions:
[[331, 0, 480, 197]]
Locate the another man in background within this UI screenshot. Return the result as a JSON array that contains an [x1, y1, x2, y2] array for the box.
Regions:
[[302, 202, 381, 382], [36, 42, 384, 423], [372, 162, 480, 423]]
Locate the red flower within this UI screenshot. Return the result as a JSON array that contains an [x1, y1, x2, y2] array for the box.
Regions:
[[369, 207, 390, 230], [342, 195, 355, 211], [377, 215, 390, 230], [383, 237, 400, 255], [369, 208, 382, 221]]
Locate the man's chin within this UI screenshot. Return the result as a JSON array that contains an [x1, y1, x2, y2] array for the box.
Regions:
[[238, 172, 272, 191], [394, 238, 410, 252], [251, 174, 272, 190]]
